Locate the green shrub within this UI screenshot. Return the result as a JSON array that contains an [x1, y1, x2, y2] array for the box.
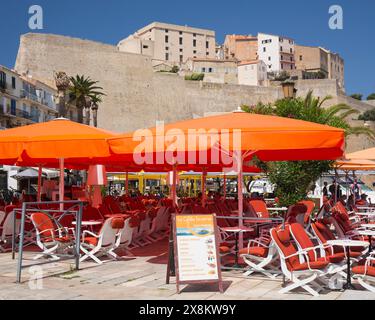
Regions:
[[367, 93, 375, 100], [359, 109, 375, 121], [185, 73, 204, 81], [350, 93, 363, 100]]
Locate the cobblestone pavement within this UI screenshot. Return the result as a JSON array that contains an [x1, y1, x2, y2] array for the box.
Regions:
[[1, 239, 374, 300]]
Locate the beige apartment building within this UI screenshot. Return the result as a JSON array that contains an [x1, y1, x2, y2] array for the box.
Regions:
[[295, 45, 344, 89], [118, 22, 216, 66], [238, 60, 267, 86], [223, 35, 258, 61], [185, 58, 238, 84]]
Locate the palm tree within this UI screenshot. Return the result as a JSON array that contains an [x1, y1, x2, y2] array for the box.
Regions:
[[54, 71, 70, 118], [68, 75, 105, 124], [91, 94, 103, 127]]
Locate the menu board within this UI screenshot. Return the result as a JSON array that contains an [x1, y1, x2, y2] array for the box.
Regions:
[[173, 214, 222, 292]]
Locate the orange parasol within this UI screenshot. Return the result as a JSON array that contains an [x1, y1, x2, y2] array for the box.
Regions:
[[0, 118, 119, 205], [108, 111, 345, 247], [346, 148, 375, 161]]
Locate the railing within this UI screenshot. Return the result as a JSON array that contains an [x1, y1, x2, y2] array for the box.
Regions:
[[20, 89, 54, 109]]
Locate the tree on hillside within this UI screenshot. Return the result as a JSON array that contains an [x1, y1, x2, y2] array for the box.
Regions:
[[243, 91, 375, 206], [367, 93, 375, 101], [350, 93, 363, 101], [68, 75, 105, 124]]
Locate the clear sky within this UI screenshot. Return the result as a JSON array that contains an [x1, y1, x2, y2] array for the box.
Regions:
[[1, 0, 374, 97]]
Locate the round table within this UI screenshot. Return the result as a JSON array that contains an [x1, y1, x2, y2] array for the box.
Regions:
[[72, 220, 102, 232], [221, 226, 254, 268], [357, 229, 375, 252], [360, 224, 375, 229], [327, 239, 369, 290]]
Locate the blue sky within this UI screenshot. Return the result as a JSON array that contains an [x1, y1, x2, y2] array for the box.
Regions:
[[1, 0, 374, 97]]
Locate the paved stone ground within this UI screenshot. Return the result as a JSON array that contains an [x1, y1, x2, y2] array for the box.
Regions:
[[1, 239, 374, 300]]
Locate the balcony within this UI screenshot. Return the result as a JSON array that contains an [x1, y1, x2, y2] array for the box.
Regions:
[[15, 109, 39, 122], [20, 89, 54, 109]]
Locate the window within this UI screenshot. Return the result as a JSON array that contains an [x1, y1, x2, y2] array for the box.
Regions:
[[263, 47, 266, 52], [300, 55, 303, 61], [206, 41, 209, 49], [143, 45, 149, 49], [202, 67, 206, 73], [208, 67, 213, 73], [281, 63, 284, 69], [165, 53, 169, 61], [280, 46, 283, 52], [193, 39, 196, 47], [180, 55, 183, 62], [179, 48, 183, 52], [165, 35, 169, 43], [179, 31, 182, 35], [290, 64, 293, 70], [10, 99, 16, 115], [193, 50, 197, 54], [281, 55, 283, 61], [165, 29, 168, 33], [290, 48, 293, 54], [206, 52, 209, 55], [290, 57, 293, 62], [165, 46, 169, 51], [179, 37, 183, 45], [0, 71, 6, 89], [268, 56, 271, 61], [11, 77, 16, 89], [193, 33, 196, 37]]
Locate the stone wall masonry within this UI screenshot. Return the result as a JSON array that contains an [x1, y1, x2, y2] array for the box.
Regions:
[[13, 33, 375, 153]]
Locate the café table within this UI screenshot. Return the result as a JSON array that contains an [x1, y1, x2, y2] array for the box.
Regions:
[[221, 226, 254, 268], [72, 220, 102, 232], [327, 239, 369, 290], [357, 229, 375, 252]]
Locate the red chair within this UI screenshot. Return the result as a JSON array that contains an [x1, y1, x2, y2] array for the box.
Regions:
[[30, 212, 73, 260], [271, 225, 329, 296]]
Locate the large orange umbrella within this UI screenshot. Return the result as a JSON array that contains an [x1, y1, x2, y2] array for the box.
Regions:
[[335, 159, 375, 171], [346, 148, 375, 161], [0, 118, 118, 205], [109, 111, 345, 163], [108, 111, 345, 247]]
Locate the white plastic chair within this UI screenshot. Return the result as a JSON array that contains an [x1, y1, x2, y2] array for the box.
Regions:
[[80, 217, 123, 264]]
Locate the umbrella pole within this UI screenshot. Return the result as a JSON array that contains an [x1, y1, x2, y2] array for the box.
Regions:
[[172, 165, 177, 208], [202, 169, 207, 207], [37, 165, 42, 202], [334, 168, 338, 204], [237, 154, 244, 249], [223, 173, 226, 199], [59, 158, 65, 211], [125, 171, 129, 196]]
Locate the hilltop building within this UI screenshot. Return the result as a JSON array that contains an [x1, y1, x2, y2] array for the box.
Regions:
[[118, 22, 216, 66]]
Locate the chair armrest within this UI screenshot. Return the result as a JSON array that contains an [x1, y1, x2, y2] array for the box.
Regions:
[[82, 230, 100, 241]]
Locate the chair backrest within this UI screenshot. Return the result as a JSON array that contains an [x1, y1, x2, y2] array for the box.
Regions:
[[299, 200, 316, 224], [30, 212, 56, 240], [311, 220, 336, 243], [285, 203, 307, 226], [270, 225, 301, 272], [289, 223, 316, 262], [249, 200, 269, 219], [118, 217, 133, 246], [100, 217, 123, 247], [83, 205, 104, 221]]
